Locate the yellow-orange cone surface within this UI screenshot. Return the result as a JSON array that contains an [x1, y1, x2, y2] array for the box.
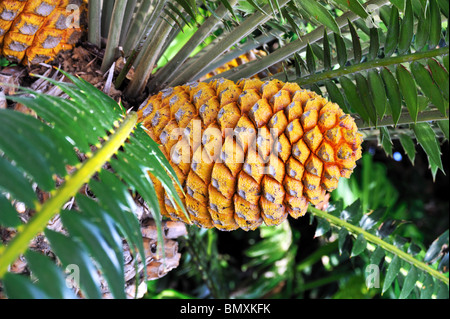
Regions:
[[0, 0, 85, 64], [138, 78, 363, 231]]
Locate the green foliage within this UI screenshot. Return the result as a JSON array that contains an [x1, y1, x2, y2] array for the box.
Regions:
[[96, 0, 449, 154], [0, 57, 13, 67], [313, 152, 448, 299], [102, 0, 448, 180], [0, 73, 184, 298], [283, 2, 449, 180], [149, 153, 448, 299], [1, 0, 448, 300], [238, 222, 297, 298], [91, 0, 448, 300]]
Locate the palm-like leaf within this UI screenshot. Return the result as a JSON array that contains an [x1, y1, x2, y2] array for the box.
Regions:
[[176, 153, 448, 299], [1, 0, 447, 299], [0, 73, 184, 298], [199, 0, 448, 178]]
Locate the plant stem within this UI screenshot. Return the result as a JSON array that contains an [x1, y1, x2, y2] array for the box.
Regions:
[[119, 0, 138, 47], [213, 0, 389, 82], [87, 0, 102, 47], [168, 0, 291, 86], [115, 49, 139, 89], [357, 109, 449, 129], [296, 47, 450, 86], [308, 206, 449, 286], [197, 30, 281, 80], [123, 0, 167, 56], [100, 0, 114, 38], [148, 0, 239, 93], [296, 241, 339, 273], [297, 271, 354, 293], [125, 16, 173, 99], [0, 113, 138, 279], [100, 0, 128, 73], [184, 228, 227, 298]]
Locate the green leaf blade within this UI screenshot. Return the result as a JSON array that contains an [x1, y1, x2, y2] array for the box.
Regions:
[[398, 0, 414, 55], [399, 266, 418, 299], [3, 273, 51, 299], [332, 0, 368, 19], [399, 134, 416, 165], [0, 193, 21, 228], [368, 69, 387, 119], [89, 169, 147, 276], [314, 217, 330, 238], [437, 120, 449, 140], [427, 58, 449, 101], [325, 80, 348, 114], [436, 282, 450, 299], [334, 33, 347, 68], [299, 0, 341, 35], [351, 233, 367, 257], [383, 254, 401, 293], [45, 229, 103, 299], [25, 250, 77, 299], [429, 0, 442, 49], [348, 19, 362, 64], [370, 246, 385, 267], [384, 6, 400, 57], [306, 42, 316, 74], [368, 27, 379, 61], [380, 127, 393, 157], [411, 61, 446, 115], [396, 65, 418, 122], [0, 156, 38, 209], [323, 29, 331, 71], [7, 94, 91, 154], [412, 122, 444, 174], [424, 230, 449, 264], [61, 210, 126, 299], [338, 227, 350, 255], [420, 273, 435, 299], [0, 111, 59, 191], [359, 208, 385, 231], [414, 8, 430, 51], [340, 76, 369, 123], [355, 73, 377, 125], [381, 67, 402, 126]]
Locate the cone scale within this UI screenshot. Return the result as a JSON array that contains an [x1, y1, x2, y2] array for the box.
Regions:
[[0, 0, 84, 64], [139, 78, 363, 231]]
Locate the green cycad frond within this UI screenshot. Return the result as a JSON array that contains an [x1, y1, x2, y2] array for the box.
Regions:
[[233, 153, 448, 299], [5, 0, 443, 299], [0, 73, 184, 298], [238, 221, 297, 298], [308, 153, 449, 298], [231, 0, 449, 179]]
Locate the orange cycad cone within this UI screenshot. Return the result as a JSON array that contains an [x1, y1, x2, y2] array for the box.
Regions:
[[138, 78, 363, 231]]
